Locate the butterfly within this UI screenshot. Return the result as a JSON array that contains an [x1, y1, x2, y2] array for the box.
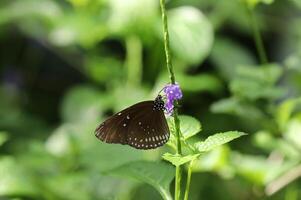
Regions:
[[95, 95, 170, 150]]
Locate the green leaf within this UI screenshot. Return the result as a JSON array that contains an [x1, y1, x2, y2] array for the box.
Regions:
[[0, 131, 8, 146], [162, 153, 200, 167], [285, 52, 301, 72], [211, 97, 264, 120], [44, 172, 94, 200], [168, 115, 202, 139], [276, 98, 301, 131], [113, 86, 149, 112], [253, 131, 300, 159], [81, 143, 146, 172], [210, 38, 256, 80], [66, 0, 90, 7], [106, 161, 174, 200], [191, 146, 235, 179], [0, 156, 38, 196], [230, 78, 284, 100], [85, 56, 123, 84], [0, 0, 61, 26], [177, 73, 223, 93], [235, 64, 283, 85], [284, 118, 301, 148], [180, 116, 202, 139], [167, 6, 214, 65], [49, 13, 107, 47], [108, 0, 158, 36], [290, 0, 301, 9], [195, 131, 246, 152], [45, 124, 75, 157], [229, 64, 284, 100], [60, 86, 105, 123], [244, 0, 274, 9], [231, 152, 298, 185]]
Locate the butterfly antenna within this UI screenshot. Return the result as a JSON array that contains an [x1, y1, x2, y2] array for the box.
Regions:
[[157, 85, 167, 96]]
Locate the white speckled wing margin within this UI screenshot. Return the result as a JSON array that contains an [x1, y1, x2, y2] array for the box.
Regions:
[[127, 105, 169, 149]]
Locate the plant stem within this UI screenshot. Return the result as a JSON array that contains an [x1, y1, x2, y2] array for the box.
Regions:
[[184, 160, 194, 200], [126, 35, 142, 86], [160, 0, 183, 200], [248, 8, 268, 64], [160, 0, 175, 84], [265, 164, 301, 196]]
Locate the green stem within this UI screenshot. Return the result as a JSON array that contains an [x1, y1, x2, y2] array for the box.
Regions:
[[248, 8, 268, 64], [160, 0, 183, 200], [126, 35, 143, 86], [184, 160, 194, 200], [160, 0, 176, 84]]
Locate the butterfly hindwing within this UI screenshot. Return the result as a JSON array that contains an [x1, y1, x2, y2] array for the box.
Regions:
[[127, 107, 169, 149]]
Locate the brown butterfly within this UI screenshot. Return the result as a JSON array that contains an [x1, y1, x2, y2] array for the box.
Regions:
[[95, 95, 170, 150]]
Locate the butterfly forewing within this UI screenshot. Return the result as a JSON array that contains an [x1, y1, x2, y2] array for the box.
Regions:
[[95, 97, 170, 150], [95, 101, 151, 144]]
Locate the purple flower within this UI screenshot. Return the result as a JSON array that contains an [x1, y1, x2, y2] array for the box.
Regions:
[[163, 83, 183, 115]]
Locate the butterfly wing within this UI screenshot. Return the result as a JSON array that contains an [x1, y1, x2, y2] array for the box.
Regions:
[[95, 101, 154, 145], [126, 104, 170, 149], [95, 100, 170, 150]]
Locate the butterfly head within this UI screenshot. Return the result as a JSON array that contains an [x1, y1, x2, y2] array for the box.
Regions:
[[153, 95, 165, 111]]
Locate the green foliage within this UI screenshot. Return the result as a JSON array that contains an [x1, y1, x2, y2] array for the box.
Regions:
[[60, 86, 106, 123], [210, 37, 256, 80], [162, 153, 200, 167], [0, 0, 300, 199], [195, 131, 246, 152], [49, 13, 107, 47], [167, 6, 214, 65], [0, 0, 61, 26], [244, 0, 274, 9], [211, 97, 265, 123], [108, 0, 158, 36], [276, 98, 301, 131], [0, 132, 8, 146], [177, 73, 223, 93], [0, 157, 38, 197], [106, 161, 174, 200], [229, 64, 284, 100], [168, 115, 202, 140]]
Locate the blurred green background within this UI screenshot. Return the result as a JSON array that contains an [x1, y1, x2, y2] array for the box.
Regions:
[[0, 0, 301, 199]]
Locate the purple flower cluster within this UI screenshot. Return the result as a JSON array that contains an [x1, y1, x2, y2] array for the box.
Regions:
[[163, 83, 183, 115]]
